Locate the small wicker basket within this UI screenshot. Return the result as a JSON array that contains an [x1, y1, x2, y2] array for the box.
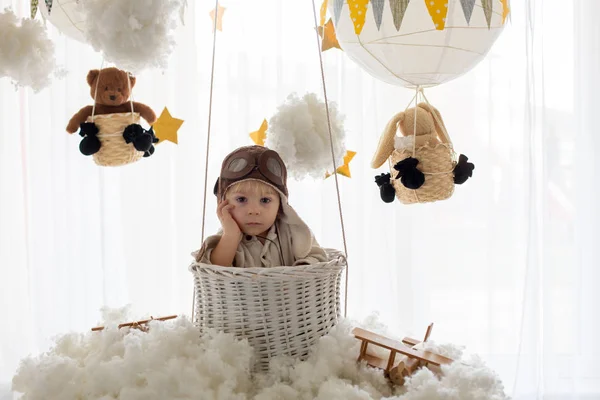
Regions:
[[87, 112, 144, 167], [189, 249, 346, 371], [390, 143, 456, 204]]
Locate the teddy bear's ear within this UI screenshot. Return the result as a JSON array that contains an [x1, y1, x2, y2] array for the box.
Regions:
[[417, 102, 450, 143], [371, 111, 404, 169], [86, 70, 100, 87], [128, 74, 136, 88]]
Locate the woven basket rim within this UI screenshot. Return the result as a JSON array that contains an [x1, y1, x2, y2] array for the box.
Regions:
[[90, 112, 140, 120], [189, 249, 346, 276], [395, 141, 455, 153]]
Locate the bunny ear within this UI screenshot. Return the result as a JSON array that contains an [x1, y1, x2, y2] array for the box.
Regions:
[[417, 102, 450, 143], [371, 111, 404, 168]]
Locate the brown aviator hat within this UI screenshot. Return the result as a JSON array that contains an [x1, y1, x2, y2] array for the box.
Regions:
[[213, 145, 288, 200]]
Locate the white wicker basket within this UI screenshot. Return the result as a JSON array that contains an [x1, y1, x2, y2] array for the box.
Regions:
[[189, 249, 346, 371]]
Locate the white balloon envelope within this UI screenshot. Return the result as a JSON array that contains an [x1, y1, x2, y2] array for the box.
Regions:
[[40, 0, 87, 43], [329, 0, 509, 88]]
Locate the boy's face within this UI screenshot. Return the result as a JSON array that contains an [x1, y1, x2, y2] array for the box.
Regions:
[[225, 186, 281, 237]]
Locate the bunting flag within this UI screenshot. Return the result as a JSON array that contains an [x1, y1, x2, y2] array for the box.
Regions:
[[425, 0, 449, 30], [372, 0, 385, 30], [30, 0, 38, 19], [249, 119, 268, 146], [320, 0, 329, 27], [334, 0, 506, 33], [45, 0, 53, 15], [390, 0, 410, 31], [347, 0, 369, 35], [500, 0, 510, 24], [325, 151, 357, 179], [460, 0, 476, 23], [333, 0, 344, 24], [481, 0, 493, 28]]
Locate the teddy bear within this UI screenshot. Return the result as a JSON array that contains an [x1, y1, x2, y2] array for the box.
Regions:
[[371, 102, 474, 203], [66, 67, 157, 157]]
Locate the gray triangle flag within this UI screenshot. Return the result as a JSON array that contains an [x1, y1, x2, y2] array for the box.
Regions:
[[333, 0, 344, 24], [372, 0, 385, 30], [482, 0, 493, 28], [389, 0, 410, 31], [460, 0, 476, 24]]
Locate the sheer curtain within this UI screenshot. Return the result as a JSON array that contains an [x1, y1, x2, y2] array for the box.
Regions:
[[1, 0, 598, 399]]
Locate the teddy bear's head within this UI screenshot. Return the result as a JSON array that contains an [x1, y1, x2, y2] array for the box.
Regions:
[[86, 67, 136, 106]]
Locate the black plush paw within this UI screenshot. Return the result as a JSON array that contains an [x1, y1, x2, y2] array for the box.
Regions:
[[78, 122, 99, 138], [149, 127, 159, 143], [79, 135, 101, 156], [123, 124, 153, 152], [143, 145, 155, 158], [143, 127, 160, 157], [453, 154, 475, 185], [393, 157, 425, 190], [133, 134, 153, 152], [374, 173, 396, 203]]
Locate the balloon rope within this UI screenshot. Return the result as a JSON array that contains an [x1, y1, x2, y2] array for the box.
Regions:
[[311, 0, 350, 318], [91, 59, 105, 122], [192, 0, 220, 322]]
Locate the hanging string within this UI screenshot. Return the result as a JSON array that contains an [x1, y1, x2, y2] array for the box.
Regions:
[[310, 0, 350, 318], [193, 0, 221, 321], [91, 60, 136, 127], [91, 59, 106, 123], [391, 87, 455, 203], [126, 71, 135, 122], [420, 89, 453, 147], [412, 86, 420, 158]]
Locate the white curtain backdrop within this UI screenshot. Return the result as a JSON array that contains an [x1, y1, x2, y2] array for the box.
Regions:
[[1, 0, 598, 399]]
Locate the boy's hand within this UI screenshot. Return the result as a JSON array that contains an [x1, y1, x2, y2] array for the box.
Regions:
[[217, 200, 242, 239]]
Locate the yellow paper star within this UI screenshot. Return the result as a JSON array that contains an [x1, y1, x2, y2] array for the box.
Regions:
[[209, 5, 226, 31], [318, 19, 341, 52], [153, 107, 183, 145], [249, 119, 268, 146], [325, 150, 356, 179]]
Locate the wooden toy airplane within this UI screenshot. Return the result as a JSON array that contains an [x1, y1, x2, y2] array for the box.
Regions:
[[352, 323, 454, 386], [91, 315, 178, 332]]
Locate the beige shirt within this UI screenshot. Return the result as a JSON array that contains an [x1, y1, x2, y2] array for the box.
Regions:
[[193, 220, 328, 268]]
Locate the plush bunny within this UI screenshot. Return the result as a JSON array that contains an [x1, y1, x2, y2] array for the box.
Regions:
[[371, 102, 448, 169], [371, 103, 474, 204]]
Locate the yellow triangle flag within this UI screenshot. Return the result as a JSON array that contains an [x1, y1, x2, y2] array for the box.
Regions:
[[425, 0, 449, 30], [320, 0, 329, 27], [348, 0, 369, 35]]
